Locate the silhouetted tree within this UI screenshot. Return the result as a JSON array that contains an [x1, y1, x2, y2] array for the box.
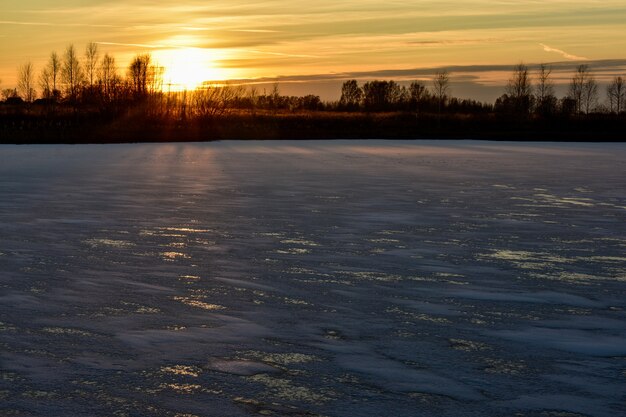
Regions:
[[560, 97, 577, 116], [192, 83, 245, 117], [536, 64, 554, 102], [39, 52, 61, 100], [607, 76, 624, 114], [494, 94, 511, 113], [569, 65, 597, 114], [39, 67, 53, 100], [298, 95, 323, 111], [17, 62, 36, 102], [432, 70, 450, 115], [100, 53, 119, 102], [268, 83, 282, 110], [3, 89, 23, 105], [535, 64, 557, 116], [84, 42, 99, 87], [339, 80, 363, 110], [408, 81, 430, 112], [62, 44, 84, 102], [505, 63, 533, 114], [247, 86, 259, 114], [49, 52, 61, 93], [448, 97, 492, 113], [2, 88, 19, 101], [569, 65, 585, 114], [128, 54, 151, 98], [397, 85, 409, 108], [582, 73, 598, 115], [149, 64, 165, 94], [362, 80, 402, 111]]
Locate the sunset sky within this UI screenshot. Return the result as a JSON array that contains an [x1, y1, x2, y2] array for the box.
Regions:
[[2, 0, 626, 100]]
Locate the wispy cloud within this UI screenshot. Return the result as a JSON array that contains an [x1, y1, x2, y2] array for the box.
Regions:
[[2, 1, 626, 90], [408, 38, 501, 46], [540, 43, 587, 61], [225, 59, 626, 84], [96, 41, 168, 49], [247, 49, 320, 58], [230, 29, 281, 33], [0, 20, 114, 28], [0, 20, 54, 26]]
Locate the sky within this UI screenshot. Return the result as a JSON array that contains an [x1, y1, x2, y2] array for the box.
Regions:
[[1, 0, 626, 100]]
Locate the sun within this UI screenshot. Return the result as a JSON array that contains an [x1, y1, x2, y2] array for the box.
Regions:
[[155, 47, 225, 91]]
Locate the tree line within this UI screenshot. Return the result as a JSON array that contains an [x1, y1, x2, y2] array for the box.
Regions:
[[495, 63, 625, 116], [337, 64, 625, 117], [0, 43, 330, 117], [337, 71, 487, 114], [3, 43, 167, 106], [1, 42, 625, 119]]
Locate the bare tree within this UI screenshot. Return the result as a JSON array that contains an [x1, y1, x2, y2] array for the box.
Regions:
[[536, 64, 554, 100], [506, 63, 532, 98], [505, 63, 533, 114], [49, 52, 61, 93], [62, 44, 84, 102], [607, 76, 625, 114], [17, 62, 36, 102], [269, 82, 281, 110], [84, 42, 99, 87], [535, 64, 556, 115], [247, 86, 259, 114], [582, 73, 598, 114], [38, 52, 62, 100], [193, 82, 244, 117], [409, 81, 428, 101], [536, 64, 554, 101], [569, 65, 597, 114], [2, 88, 19, 101], [39, 67, 53, 99], [40, 52, 61, 100], [569, 65, 585, 114], [432, 70, 450, 114], [148, 63, 165, 94], [128, 53, 151, 98], [100, 53, 119, 101]]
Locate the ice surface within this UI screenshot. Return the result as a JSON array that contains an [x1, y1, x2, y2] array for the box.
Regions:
[[0, 140, 625, 417]]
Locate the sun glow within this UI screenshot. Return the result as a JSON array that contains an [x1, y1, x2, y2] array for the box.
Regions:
[[155, 48, 226, 91]]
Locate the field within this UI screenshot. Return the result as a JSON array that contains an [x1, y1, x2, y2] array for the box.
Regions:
[[0, 141, 625, 416], [1, 105, 625, 143]]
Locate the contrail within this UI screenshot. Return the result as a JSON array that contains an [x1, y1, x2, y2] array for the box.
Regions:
[[540, 43, 588, 61]]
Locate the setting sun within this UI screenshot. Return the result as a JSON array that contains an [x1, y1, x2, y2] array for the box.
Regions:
[[155, 47, 226, 91]]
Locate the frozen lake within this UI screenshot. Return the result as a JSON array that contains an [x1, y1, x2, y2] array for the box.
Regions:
[[1, 140, 625, 417]]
